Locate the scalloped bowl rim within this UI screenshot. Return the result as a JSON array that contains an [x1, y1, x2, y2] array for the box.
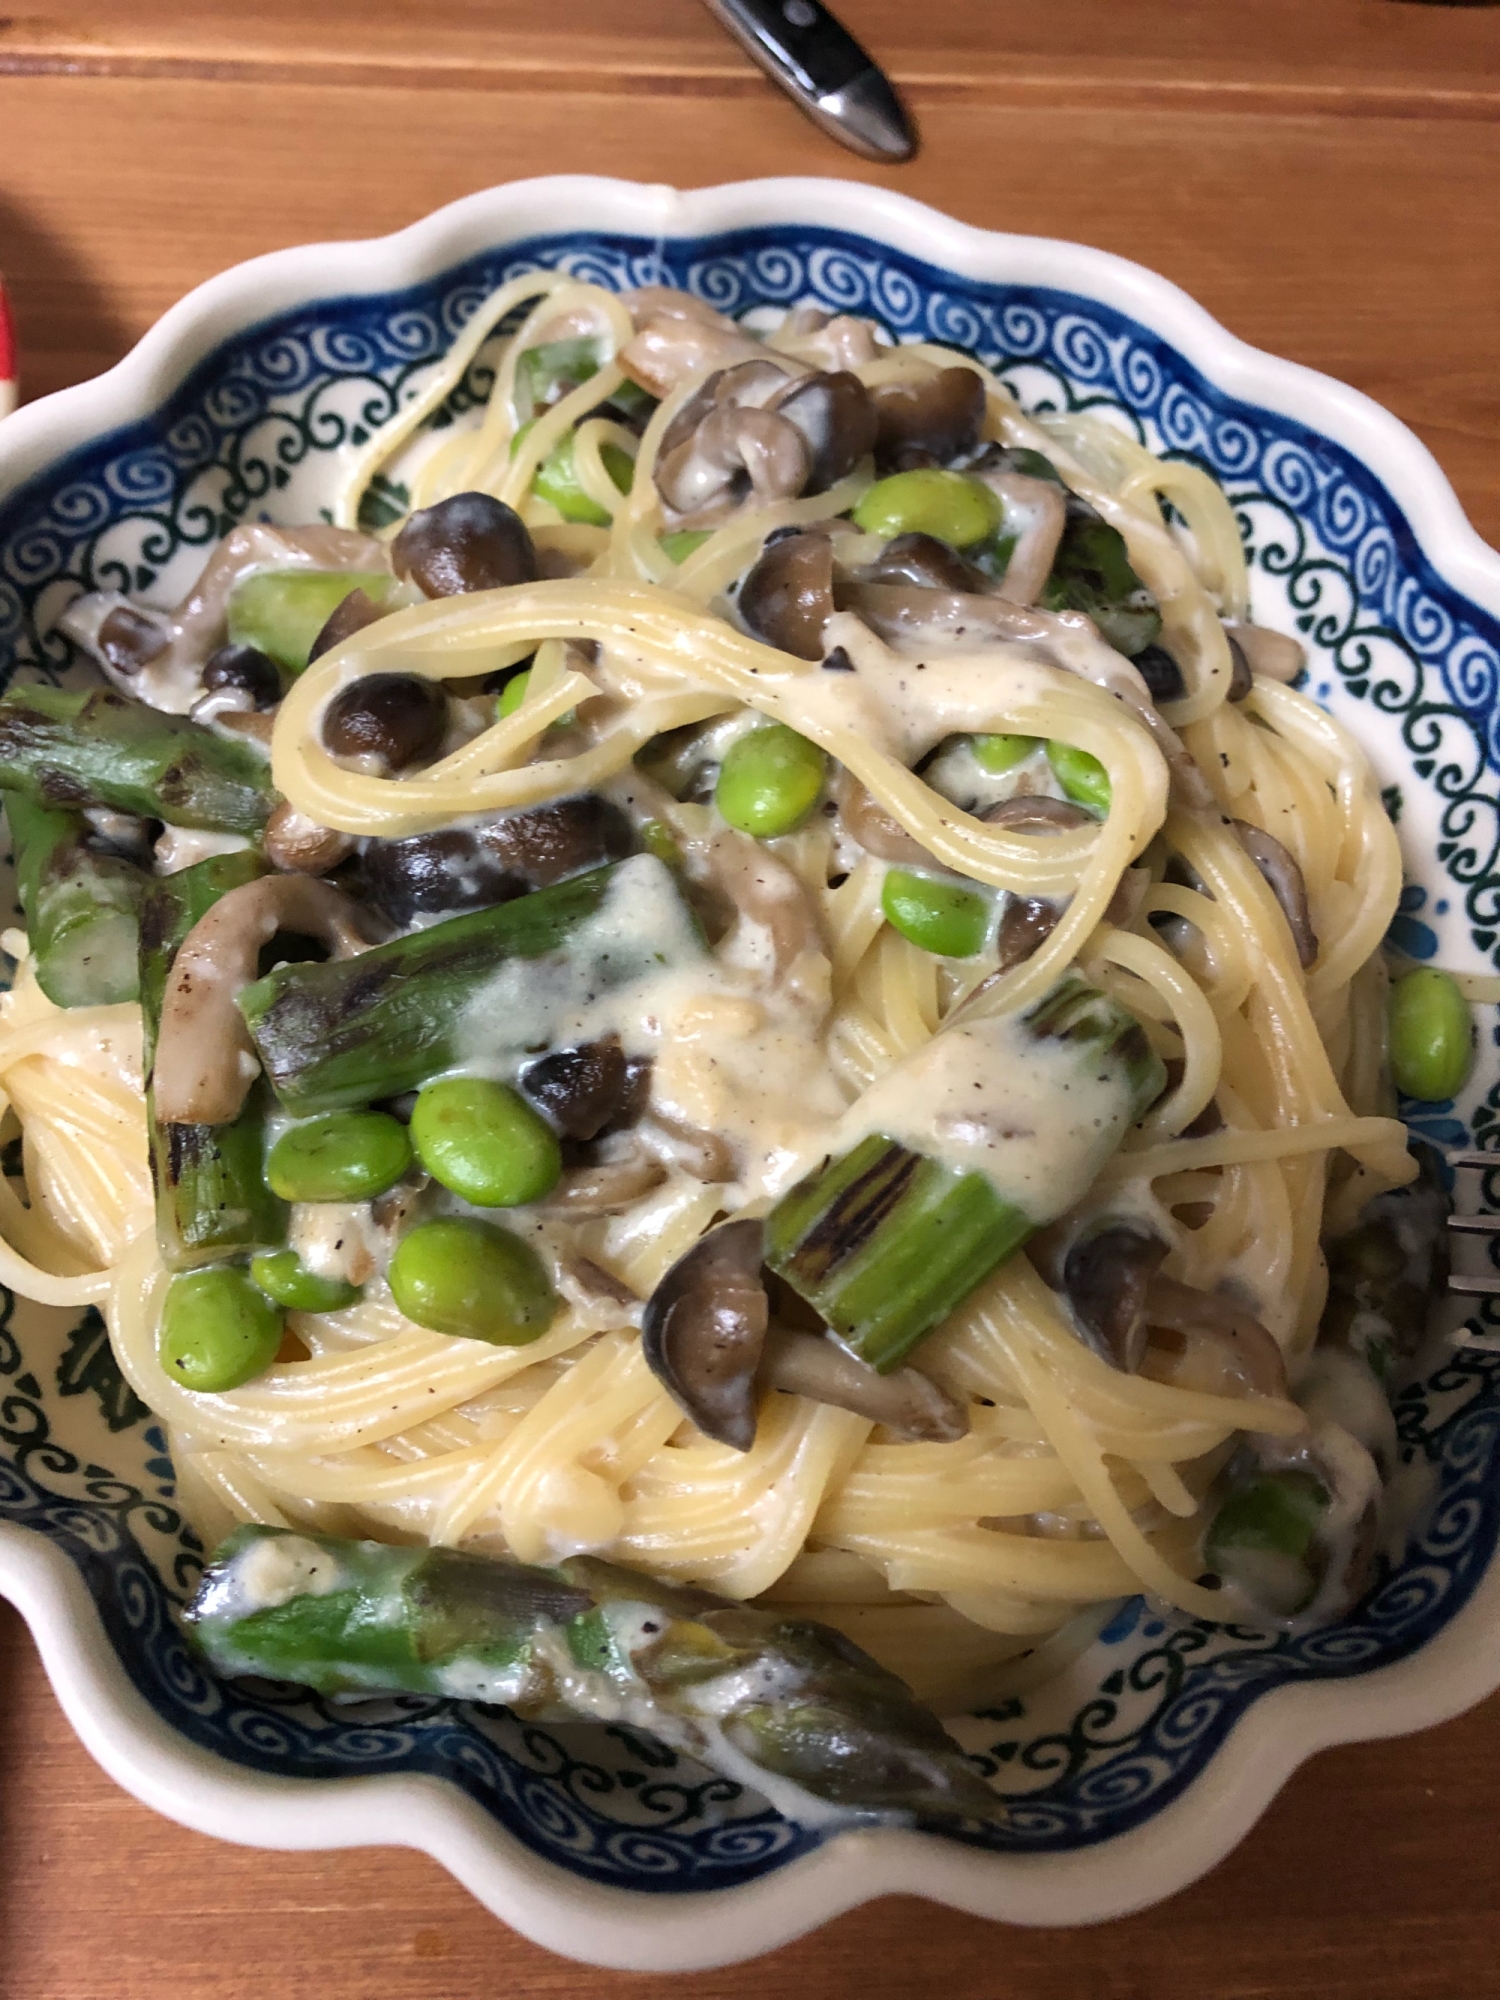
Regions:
[[3, 175, 1500, 1972]]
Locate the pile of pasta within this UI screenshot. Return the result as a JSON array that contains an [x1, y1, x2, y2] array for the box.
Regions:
[[0, 270, 1415, 1708]]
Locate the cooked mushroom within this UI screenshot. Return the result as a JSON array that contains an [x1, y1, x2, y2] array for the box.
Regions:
[[262, 801, 356, 876], [831, 764, 938, 868], [761, 1325, 969, 1442], [520, 1035, 632, 1141], [1144, 1274, 1291, 1405], [870, 367, 986, 472], [995, 894, 1060, 969], [322, 673, 448, 773], [355, 828, 527, 925], [391, 492, 538, 598], [1130, 643, 1187, 706], [1223, 620, 1306, 687], [308, 586, 386, 664], [657, 360, 791, 458], [1225, 633, 1254, 703], [650, 1107, 737, 1184], [480, 793, 634, 886], [1231, 819, 1319, 969], [540, 1139, 668, 1216], [201, 642, 282, 710], [619, 298, 778, 399], [642, 1216, 770, 1450], [701, 828, 823, 979], [979, 796, 1094, 834], [738, 529, 835, 660], [865, 531, 988, 594], [655, 399, 811, 524], [1062, 1223, 1172, 1372], [774, 304, 880, 371], [772, 371, 877, 492], [153, 875, 381, 1125], [96, 603, 170, 675], [970, 467, 1067, 606]]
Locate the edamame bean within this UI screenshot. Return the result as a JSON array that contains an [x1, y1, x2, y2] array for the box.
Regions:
[[531, 429, 634, 526], [159, 1264, 284, 1392], [497, 669, 531, 719], [265, 1111, 413, 1203], [1389, 967, 1474, 1103], [716, 723, 827, 838], [249, 1250, 361, 1314], [1046, 740, 1112, 815], [660, 529, 713, 564], [388, 1216, 557, 1344], [410, 1076, 562, 1207], [851, 470, 1002, 550], [972, 733, 1039, 775], [882, 868, 991, 958]]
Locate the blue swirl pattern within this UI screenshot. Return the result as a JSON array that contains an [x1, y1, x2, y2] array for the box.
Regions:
[[2, 221, 1500, 1890]]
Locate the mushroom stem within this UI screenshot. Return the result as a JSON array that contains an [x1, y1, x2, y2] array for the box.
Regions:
[[1231, 819, 1319, 969], [976, 470, 1068, 607], [1144, 1273, 1293, 1408], [153, 875, 381, 1125], [762, 1326, 969, 1442]]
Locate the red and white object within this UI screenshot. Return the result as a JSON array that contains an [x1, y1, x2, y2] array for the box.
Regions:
[[0, 275, 17, 418]]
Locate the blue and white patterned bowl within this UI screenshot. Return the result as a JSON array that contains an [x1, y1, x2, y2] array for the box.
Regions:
[[3, 177, 1500, 1972]]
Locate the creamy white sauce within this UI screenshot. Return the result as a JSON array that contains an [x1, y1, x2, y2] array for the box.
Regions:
[[837, 1014, 1135, 1215], [201, 1532, 347, 1621], [153, 826, 255, 875]]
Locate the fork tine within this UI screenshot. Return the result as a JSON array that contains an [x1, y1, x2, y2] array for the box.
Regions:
[[1448, 1275, 1500, 1297], [1448, 1152, 1500, 1172], [1447, 1215, 1500, 1235]]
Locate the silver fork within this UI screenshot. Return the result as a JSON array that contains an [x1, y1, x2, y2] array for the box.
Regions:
[[1446, 1151, 1500, 1297]]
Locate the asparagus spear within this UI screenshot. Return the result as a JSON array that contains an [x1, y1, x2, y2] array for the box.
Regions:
[[1204, 1469, 1329, 1619], [766, 974, 1165, 1371], [1041, 513, 1162, 658], [6, 792, 146, 1007], [0, 684, 275, 832], [239, 853, 704, 1117], [141, 851, 287, 1270], [186, 1525, 999, 1827]]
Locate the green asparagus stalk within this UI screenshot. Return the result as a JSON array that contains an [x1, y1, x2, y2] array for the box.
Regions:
[[1204, 1470, 1329, 1618], [6, 793, 146, 1007], [186, 1525, 999, 1827], [140, 851, 287, 1270], [226, 571, 391, 675], [1040, 514, 1162, 658], [766, 974, 1165, 1371], [0, 684, 275, 832], [239, 853, 704, 1117]]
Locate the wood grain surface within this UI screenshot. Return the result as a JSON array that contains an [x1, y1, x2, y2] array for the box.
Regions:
[[3, 4, 1500, 1993]]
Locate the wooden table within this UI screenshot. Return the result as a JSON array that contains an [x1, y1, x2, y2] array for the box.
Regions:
[[3, 3, 1500, 1991]]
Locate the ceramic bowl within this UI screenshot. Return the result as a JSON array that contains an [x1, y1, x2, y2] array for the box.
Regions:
[[3, 177, 1500, 1974]]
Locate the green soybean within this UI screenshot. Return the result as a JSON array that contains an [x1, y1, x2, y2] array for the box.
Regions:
[[226, 571, 389, 676], [882, 869, 991, 958], [660, 529, 713, 564], [158, 1265, 284, 1392], [497, 669, 532, 720], [265, 1111, 413, 1203], [530, 428, 634, 526], [1389, 967, 1475, 1103], [851, 470, 1002, 550], [388, 1216, 557, 1344], [250, 1250, 362, 1314], [410, 1077, 561, 1208], [971, 733, 1039, 775], [716, 723, 827, 838], [1046, 740, 1112, 815]]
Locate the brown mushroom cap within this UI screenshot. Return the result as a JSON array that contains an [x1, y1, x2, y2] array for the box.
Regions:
[[642, 1217, 770, 1450], [831, 763, 938, 868], [391, 492, 538, 598], [308, 587, 386, 665], [540, 1139, 667, 1216], [737, 529, 835, 661], [202, 642, 283, 710], [322, 672, 448, 773], [866, 531, 989, 594], [772, 370, 877, 492], [96, 604, 170, 676], [871, 366, 986, 472], [520, 1035, 633, 1142], [655, 403, 811, 522], [995, 894, 1061, 970], [262, 801, 357, 876], [1232, 818, 1319, 969], [1063, 1223, 1172, 1372]]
